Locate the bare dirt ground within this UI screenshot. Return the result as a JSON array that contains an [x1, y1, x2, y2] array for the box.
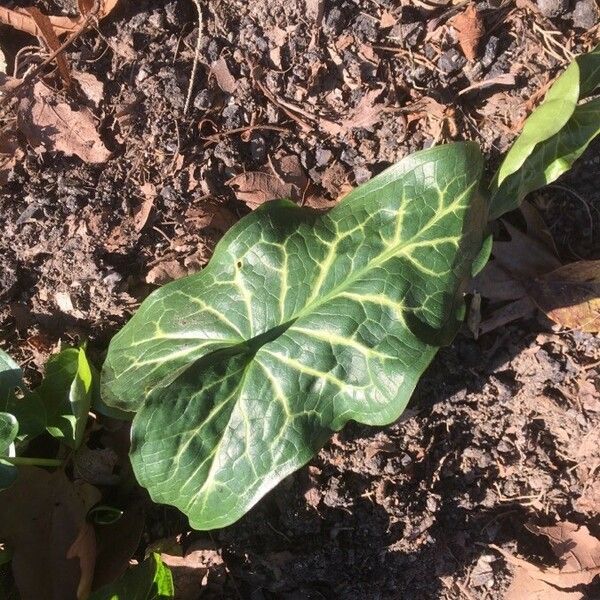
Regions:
[[0, 0, 599, 598]]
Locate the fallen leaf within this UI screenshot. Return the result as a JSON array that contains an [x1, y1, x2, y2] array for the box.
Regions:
[[493, 521, 600, 599], [134, 183, 156, 232], [18, 81, 111, 163], [161, 541, 224, 600], [229, 171, 291, 208], [24, 7, 71, 86], [340, 88, 386, 130], [450, 4, 484, 62], [305, 0, 325, 23], [73, 70, 104, 107], [319, 162, 352, 198], [473, 202, 562, 334], [54, 290, 76, 314], [0, 6, 78, 37], [210, 57, 237, 94], [528, 522, 600, 571], [185, 201, 236, 233], [380, 10, 397, 27], [0, 0, 119, 38], [528, 260, 600, 333], [0, 467, 100, 600], [146, 260, 189, 285], [228, 154, 307, 209]]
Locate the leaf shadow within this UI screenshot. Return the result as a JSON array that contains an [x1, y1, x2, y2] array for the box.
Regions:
[[176, 320, 583, 599]]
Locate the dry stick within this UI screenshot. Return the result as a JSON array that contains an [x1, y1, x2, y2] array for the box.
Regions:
[[0, 5, 98, 111], [184, 0, 203, 115]]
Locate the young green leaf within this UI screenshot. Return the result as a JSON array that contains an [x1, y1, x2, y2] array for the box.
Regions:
[[490, 43, 600, 219], [0, 412, 18, 490], [0, 349, 47, 440], [89, 553, 174, 600], [0, 412, 17, 453], [102, 142, 487, 529], [37, 347, 93, 449], [490, 99, 600, 218], [0, 350, 21, 405]]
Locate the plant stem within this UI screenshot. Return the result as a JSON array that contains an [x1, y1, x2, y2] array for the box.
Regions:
[[184, 0, 203, 115], [4, 456, 63, 467]]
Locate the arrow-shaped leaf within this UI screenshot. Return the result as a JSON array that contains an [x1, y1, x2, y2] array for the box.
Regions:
[[101, 142, 487, 529], [38, 348, 92, 449], [490, 43, 600, 219]]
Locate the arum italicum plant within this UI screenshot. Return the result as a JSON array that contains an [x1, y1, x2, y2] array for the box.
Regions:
[[100, 43, 600, 530]]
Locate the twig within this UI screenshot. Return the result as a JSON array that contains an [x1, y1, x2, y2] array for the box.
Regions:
[[0, 2, 99, 109], [184, 0, 203, 115], [202, 123, 290, 143]]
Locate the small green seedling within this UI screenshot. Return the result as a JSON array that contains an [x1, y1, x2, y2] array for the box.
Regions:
[[101, 43, 600, 530], [89, 553, 174, 600], [0, 346, 93, 488]]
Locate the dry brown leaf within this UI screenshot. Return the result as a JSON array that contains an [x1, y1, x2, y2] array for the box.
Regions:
[[74, 70, 104, 106], [210, 57, 237, 94], [0, 467, 100, 600], [450, 4, 484, 61], [228, 154, 307, 209], [528, 522, 600, 571], [494, 521, 600, 599], [319, 162, 352, 199], [305, 0, 325, 23], [0, 0, 119, 38], [134, 183, 157, 232], [146, 260, 189, 285], [18, 81, 111, 163], [24, 7, 71, 85], [161, 542, 225, 600], [185, 201, 237, 233], [493, 221, 561, 280], [340, 88, 386, 130], [228, 171, 291, 209], [380, 10, 397, 27], [473, 203, 562, 334], [528, 260, 600, 333]]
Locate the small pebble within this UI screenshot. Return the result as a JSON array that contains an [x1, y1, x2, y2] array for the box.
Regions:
[[438, 48, 466, 75], [536, 0, 569, 18], [573, 0, 600, 28]]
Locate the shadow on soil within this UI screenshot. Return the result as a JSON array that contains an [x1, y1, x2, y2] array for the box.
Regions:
[[177, 322, 563, 599]]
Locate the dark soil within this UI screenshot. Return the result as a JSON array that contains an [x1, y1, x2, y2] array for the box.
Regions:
[[0, 0, 599, 598]]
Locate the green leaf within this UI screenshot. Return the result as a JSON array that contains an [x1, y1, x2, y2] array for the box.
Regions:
[[88, 505, 124, 525], [490, 98, 600, 219], [0, 350, 22, 406], [90, 553, 174, 600], [490, 43, 600, 219], [102, 142, 487, 529], [0, 412, 17, 454], [90, 363, 133, 422], [37, 348, 93, 449], [0, 350, 46, 439], [0, 412, 18, 490]]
